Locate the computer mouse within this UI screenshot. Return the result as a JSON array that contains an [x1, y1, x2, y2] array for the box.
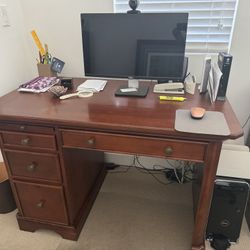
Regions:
[[190, 107, 206, 119]]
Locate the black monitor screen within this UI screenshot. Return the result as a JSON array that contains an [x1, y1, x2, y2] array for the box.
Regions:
[[81, 13, 188, 81]]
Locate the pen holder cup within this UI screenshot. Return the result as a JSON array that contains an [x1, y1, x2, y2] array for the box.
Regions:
[[37, 63, 57, 77]]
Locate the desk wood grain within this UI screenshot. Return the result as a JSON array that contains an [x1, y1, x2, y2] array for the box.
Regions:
[[0, 78, 243, 249]]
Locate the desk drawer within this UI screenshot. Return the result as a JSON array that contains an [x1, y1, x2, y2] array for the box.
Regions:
[[61, 130, 207, 162], [1, 132, 56, 150], [0, 123, 54, 134], [14, 181, 68, 224], [4, 150, 61, 182]]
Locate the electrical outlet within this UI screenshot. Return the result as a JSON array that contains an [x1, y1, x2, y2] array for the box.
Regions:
[[0, 5, 10, 27]]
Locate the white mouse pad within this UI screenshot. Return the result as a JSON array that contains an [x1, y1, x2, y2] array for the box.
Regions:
[[175, 109, 230, 136]]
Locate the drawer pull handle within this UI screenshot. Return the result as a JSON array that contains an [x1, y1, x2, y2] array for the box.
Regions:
[[165, 147, 173, 155], [21, 138, 30, 146], [87, 138, 95, 146], [36, 200, 45, 208], [26, 163, 36, 172], [20, 125, 26, 131]]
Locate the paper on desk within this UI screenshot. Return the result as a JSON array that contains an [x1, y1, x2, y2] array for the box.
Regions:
[[77, 79, 107, 92], [212, 63, 223, 101], [207, 63, 222, 102]]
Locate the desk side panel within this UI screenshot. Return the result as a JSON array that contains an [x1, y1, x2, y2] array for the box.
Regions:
[[60, 147, 105, 225]]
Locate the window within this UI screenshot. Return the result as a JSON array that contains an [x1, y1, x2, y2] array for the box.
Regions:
[[113, 0, 238, 53]]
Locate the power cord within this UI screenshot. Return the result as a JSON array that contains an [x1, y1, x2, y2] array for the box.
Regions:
[[242, 113, 250, 128], [184, 72, 190, 80], [107, 165, 130, 174], [209, 234, 231, 250], [106, 156, 195, 185], [165, 161, 195, 183], [134, 155, 174, 185]]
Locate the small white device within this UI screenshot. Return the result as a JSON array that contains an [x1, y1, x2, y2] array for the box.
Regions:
[[120, 88, 138, 93], [200, 56, 212, 93], [153, 82, 184, 94]]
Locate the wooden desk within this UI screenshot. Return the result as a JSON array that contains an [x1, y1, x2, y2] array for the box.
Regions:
[[0, 79, 242, 249]]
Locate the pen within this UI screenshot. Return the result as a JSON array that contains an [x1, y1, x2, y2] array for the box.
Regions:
[[44, 43, 52, 64], [39, 52, 42, 63], [159, 96, 186, 102]]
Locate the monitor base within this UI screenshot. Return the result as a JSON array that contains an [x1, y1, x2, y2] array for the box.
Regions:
[[115, 85, 149, 97]]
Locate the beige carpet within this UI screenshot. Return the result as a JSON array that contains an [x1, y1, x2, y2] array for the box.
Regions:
[[0, 167, 249, 250]]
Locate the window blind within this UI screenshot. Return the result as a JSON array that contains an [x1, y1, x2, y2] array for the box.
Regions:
[[114, 0, 238, 53]]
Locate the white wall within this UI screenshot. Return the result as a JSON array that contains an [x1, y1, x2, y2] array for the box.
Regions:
[[20, 0, 114, 78], [0, 0, 33, 96], [227, 0, 250, 140]]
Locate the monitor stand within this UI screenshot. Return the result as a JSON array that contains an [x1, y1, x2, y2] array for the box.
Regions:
[[115, 78, 149, 97]]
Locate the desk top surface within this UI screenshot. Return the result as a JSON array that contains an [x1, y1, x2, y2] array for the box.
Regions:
[[0, 78, 243, 141]]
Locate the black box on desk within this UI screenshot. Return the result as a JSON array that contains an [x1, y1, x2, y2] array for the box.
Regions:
[[217, 52, 233, 101]]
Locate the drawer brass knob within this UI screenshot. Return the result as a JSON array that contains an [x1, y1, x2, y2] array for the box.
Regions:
[[87, 137, 95, 146], [36, 201, 44, 208], [165, 146, 173, 155], [21, 137, 30, 146], [26, 163, 36, 172]]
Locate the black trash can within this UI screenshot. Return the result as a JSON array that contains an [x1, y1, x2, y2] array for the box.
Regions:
[[0, 163, 16, 213]]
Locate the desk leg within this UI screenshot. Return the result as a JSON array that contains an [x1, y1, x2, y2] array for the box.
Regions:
[[191, 142, 222, 250]]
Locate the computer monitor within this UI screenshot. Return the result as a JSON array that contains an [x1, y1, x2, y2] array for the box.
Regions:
[[80, 13, 188, 96]]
